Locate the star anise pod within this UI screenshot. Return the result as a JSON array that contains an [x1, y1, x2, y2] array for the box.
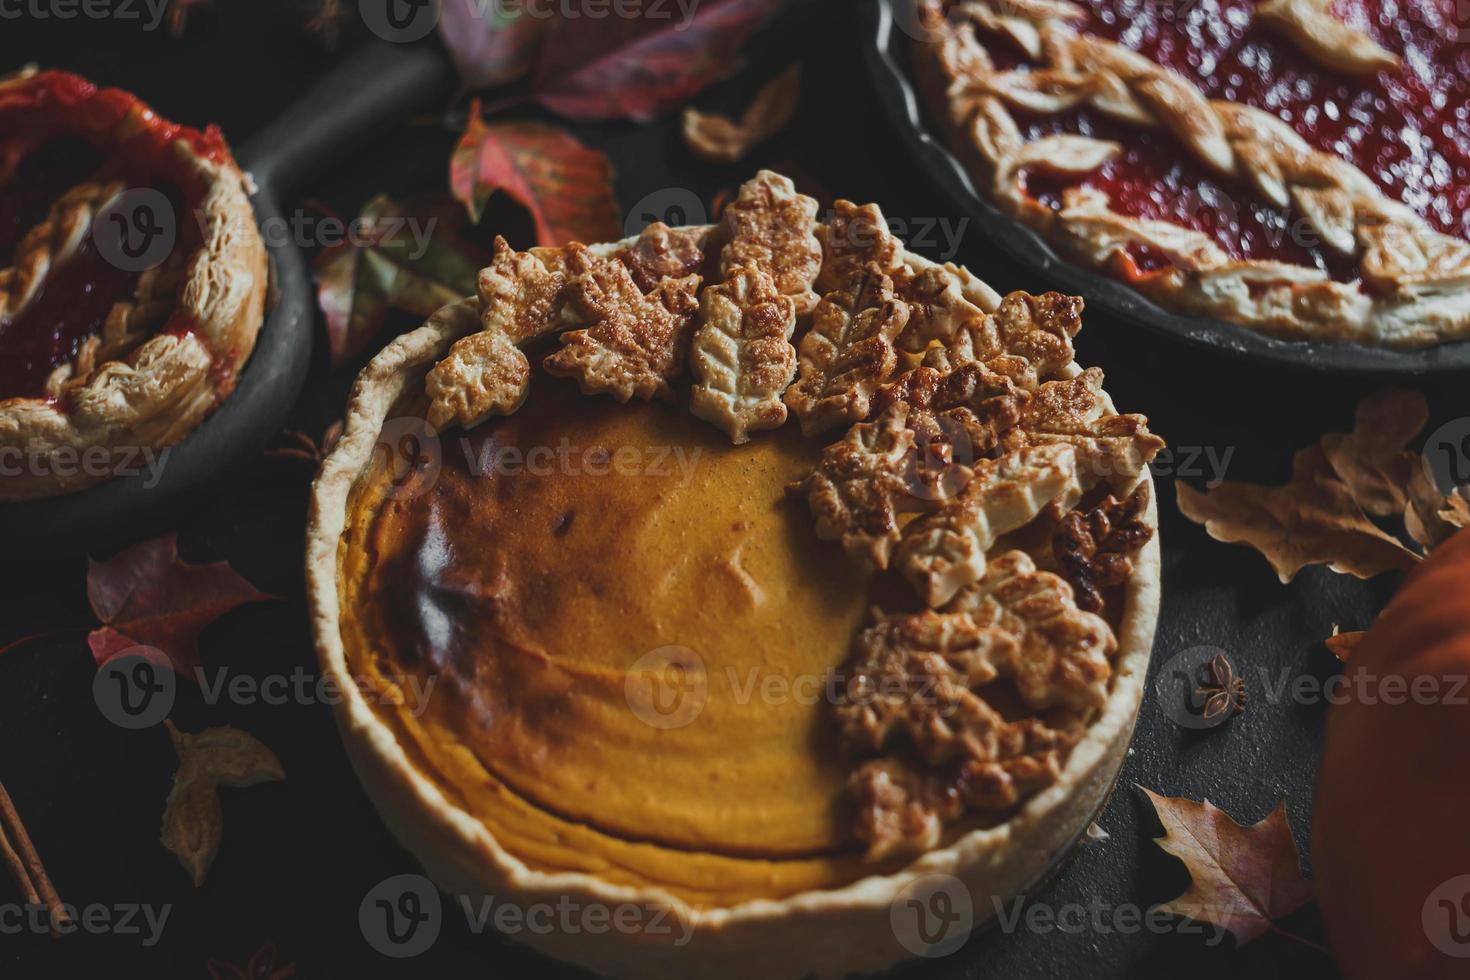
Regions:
[[1195, 653, 1246, 721]]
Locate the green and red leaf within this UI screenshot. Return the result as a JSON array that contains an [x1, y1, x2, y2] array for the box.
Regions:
[[450, 105, 621, 246]]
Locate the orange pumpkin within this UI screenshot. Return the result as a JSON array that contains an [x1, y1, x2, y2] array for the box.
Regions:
[[1315, 528, 1470, 979]]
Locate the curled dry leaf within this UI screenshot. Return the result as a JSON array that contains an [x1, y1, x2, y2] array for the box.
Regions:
[[450, 105, 621, 246], [1404, 465, 1470, 552], [1325, 626, 1365, 662], [1176, 445, 1419, 583], [1139, 788, 1315, 945], [683, 65, 801, 164], [437, 0, 552, 89], [1319, 389, 1428, 517], [161, 722, 284, 887], [87, 533, 275, 678], [313, 195, 483, 366]]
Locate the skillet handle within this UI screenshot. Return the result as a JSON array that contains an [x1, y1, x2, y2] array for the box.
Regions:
[[238, 39, 456, 196]]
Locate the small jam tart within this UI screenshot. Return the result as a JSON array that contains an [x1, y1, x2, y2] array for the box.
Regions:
[[0, 68, 267, 501], [911, 0, 1470, 347], [308, 173, 1163, 978]]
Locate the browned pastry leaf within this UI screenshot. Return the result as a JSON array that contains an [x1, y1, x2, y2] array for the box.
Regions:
[[688, 264, 799, 443], [1052, 483, 1154, 613], [1001, 367, 1164, 493], [792, 402, 926, 568], [925, 291, 1083, 390], [160, 722, 284, 887], [616, 222, 706, 294], [896, 444, 1084, 606], [785, 264, 910, 436], [717, 170, 823, 313], [542, 250, 703, 402], [683, 65, 801, 164], [892, 263, 990, 353], [1176, 444, 1420, 582], [816, 199, 904, 294], [1319, 389, 1428, 517]]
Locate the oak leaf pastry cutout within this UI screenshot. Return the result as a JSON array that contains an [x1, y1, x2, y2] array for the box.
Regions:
[[784, 264, 911, 436], [815, 199, 904, 295], [715, 170, 823, 313]]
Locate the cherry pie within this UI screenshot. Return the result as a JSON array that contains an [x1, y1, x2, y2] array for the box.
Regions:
[[911, 0, 1470, 346], [0, 68, 267, 501]]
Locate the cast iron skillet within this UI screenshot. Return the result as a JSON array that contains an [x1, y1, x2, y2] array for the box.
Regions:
[[0, 40, 455, 551], [862, 0, 1470, 374]]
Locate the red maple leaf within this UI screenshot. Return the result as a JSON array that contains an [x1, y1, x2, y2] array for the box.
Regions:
[[450, 106, 621, 246], [530, 0, 787, 122], [87, 533, 275, 679]]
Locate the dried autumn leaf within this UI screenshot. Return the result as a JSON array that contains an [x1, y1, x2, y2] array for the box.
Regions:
[[313, 194, 483, 366], [1176, 445, 1419, 583], [450, 106, 621, 248], [1140, 788, 1315, 944], [1404, 465, 1470, 552], [1320, 389, 1428, 517], [683, 65, 801, 164], [160, 722, 284, 887], [531, 0, 786, 122], [87, 533, 274, 678], [438, 0, 552, 89], [1325, 626, 1365, 662]]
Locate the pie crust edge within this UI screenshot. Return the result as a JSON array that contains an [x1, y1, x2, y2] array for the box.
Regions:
[[304, 244, 1162, 979]]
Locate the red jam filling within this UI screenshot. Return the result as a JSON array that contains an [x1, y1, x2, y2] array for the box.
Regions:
[[962, 0, 1470, 277], [0, 72, 225, 403]]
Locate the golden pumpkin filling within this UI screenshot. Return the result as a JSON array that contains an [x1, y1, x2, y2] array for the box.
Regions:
[[338, 377, 926, 906]]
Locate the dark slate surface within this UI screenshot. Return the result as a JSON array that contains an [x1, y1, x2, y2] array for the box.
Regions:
[[2, 3, 1458, 977]]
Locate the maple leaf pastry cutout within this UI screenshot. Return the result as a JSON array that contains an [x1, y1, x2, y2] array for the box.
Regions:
[[542, 249, 704, 402], [815, 199, 905, 295]]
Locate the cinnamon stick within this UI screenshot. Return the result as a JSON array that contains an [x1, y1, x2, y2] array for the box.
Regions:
[[0, 779, 68, 936]]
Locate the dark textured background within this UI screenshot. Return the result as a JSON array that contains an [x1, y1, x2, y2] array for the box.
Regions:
[[1, 2, 1459, 976]]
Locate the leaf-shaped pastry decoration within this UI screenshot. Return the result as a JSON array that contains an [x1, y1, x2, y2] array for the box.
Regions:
[[683, 65, 801, 164], [449, 106, 621, 246], [531, 0, 786, 122], [88, 533, 274, 678], [1176, 445, 1420, 583], [313, 194, 483, 366], [160, 722, 284, 887], [1140, 788, 1315, 944]]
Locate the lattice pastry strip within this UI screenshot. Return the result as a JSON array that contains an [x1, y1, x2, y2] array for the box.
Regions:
[[0, 178, 126, 322]]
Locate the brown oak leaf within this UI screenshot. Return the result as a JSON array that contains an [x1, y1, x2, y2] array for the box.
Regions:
[[1320, 389, 1427, 517], [1176, 445, 1419, 583], [161, 723, 284, 887], [683, 65, 801, 163], [1404, 465, 1470, 552], [88, 533, 274, 679], [450, 106, 620, 246], [1140, 788, 1315, 944]]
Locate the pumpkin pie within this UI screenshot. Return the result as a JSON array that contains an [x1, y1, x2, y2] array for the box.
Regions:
[[307, 172, 1163, 977], [0, 68, 267, 500]]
